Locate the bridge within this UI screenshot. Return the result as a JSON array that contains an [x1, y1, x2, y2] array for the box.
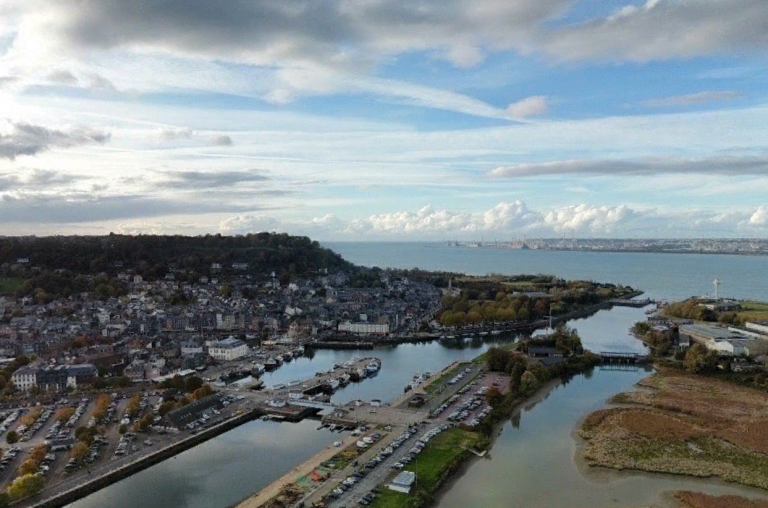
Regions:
[[599, 351, 647, 364], [288, 399, 338, 410], [610, 298, 654, 308]]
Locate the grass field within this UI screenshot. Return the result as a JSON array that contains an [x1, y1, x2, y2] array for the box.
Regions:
[[0, 277, 23, 295], [739, 301, 768, 321], [369, 428, 481, 508]]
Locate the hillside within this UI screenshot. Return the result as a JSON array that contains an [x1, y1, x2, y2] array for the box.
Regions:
[[0, 233, 353, 298]]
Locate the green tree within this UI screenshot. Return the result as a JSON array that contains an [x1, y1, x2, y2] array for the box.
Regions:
[[6, 431, 18, 444], [520, 370, 537, 391]]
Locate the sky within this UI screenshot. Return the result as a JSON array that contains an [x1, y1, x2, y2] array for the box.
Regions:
[[1, 0, 768, 240]]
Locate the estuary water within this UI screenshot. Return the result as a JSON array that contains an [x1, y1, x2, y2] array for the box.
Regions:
[[326, 242, 768, 301]]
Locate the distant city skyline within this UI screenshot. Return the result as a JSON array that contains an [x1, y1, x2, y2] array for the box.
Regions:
[[1, 1, 767, 239]]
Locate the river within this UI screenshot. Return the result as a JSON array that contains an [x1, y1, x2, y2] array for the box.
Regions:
[[67, 247, 768, 508]]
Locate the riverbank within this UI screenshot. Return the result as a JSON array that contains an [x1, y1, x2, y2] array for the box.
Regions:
[[365, 353, 599, 508], [579, 368, 768, 490]]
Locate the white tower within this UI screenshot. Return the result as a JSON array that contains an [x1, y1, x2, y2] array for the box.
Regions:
[[713, 277, 722, 299]]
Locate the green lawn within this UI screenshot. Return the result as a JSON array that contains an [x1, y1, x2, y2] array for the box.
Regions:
[[424, 365, 463, 394], [369, 428, 481, 508], [0, 277, 23, 295]]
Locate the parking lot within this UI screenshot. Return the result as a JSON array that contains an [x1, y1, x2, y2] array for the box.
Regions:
[[323, 422, 450, 508]]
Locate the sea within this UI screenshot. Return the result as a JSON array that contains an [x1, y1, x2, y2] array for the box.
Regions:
[[326, 242, 768, 301]]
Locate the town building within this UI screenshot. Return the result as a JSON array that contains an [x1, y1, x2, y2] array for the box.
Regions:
[[338, 321, 390, 336], [11, 364, 38, 391], [208, 336, 249, 361]]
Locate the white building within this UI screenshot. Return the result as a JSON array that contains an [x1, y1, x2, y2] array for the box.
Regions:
[[388, 471, 416, 494], [208, 337, 249, 361], [11, 364, 37, 391], [746, 321, 768, 338], [338, 321, 389, 336]]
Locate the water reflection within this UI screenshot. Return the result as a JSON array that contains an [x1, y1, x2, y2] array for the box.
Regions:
[[436, 367, 768, 508]]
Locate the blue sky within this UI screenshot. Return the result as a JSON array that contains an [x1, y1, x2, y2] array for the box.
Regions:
[[1, 0, 767, 239]]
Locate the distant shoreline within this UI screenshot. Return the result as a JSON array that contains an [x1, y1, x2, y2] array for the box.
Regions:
[[437, 245, 768, 256]]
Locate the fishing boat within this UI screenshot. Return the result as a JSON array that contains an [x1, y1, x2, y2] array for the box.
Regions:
[[366, 359, 381, 375], [264, 357, 278, 371]]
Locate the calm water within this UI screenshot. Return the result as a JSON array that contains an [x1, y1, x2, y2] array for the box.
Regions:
[[67, 419, 339, 508], [68, 246, 766, 508], [326, 242, 768, 301], [436, 367, 768, 508]]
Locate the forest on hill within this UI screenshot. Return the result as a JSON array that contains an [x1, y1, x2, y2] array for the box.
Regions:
[[0, 233, 354, 300]]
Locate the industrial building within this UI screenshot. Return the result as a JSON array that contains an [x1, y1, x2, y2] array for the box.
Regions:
[[678, 323, 752, 356]]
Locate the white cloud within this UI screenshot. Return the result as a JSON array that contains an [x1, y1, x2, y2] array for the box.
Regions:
[[543, 204, 633, 234], [506, 96, 548, 118], [641, 91, 742, 108], [750, 206, 768, 226], [218, 215, 281, 233], [215, 201, 768, 239]]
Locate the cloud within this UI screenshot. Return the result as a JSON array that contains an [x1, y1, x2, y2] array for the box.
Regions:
[[219, 202, 768, 239], [0, 77, 19, 88], [218, 214, 281, 233], [641, 91, 742, 108], [47, 69, 79, 85], [0, 169, 84, 191], [0, 192, 258, 224], [543, 204, 634, 234], [750, 206, 768, 226], [6, 0, 767, 118], [11, 1, 768, 68], [0, 120, 111, 160], [156, 128, 234, 147], [506, 96, 548, 118], [212, 135, 233, 146], [490, 154, 768, 178], [538, 0, 768, 62], [158, 127, 194, 141], [160, 170, 268, 190]]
